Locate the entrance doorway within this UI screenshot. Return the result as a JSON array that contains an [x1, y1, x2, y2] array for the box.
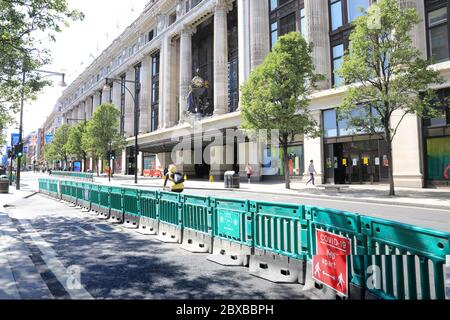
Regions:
[[325, 139, 388, 184]]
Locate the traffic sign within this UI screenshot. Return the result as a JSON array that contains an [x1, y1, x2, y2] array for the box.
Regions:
[[11, 133, 20, 146], [312, 230, 351, 297]]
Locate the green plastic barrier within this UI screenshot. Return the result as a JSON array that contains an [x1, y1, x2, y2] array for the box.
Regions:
[[50, 171, 94, 181], [157, 191, 182, 242], [89, 184, 101, 213], [110, 187, 123, 223], [361, 216, 450, 300], [123, 188, 140, 227], [60, 180, 72, 202], [211, 197, 252, 248], [306, 206, 366, 296], [139, 190, 159, 234], [180, 194, 213, 252], [251, 201, 308, 259], [98, 185, 111, 218], [181, 194, 211, 235]]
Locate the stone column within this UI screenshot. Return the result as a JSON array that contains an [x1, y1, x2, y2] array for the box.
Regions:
[[140, 55, 152, 133], [249, 0, 270, 70], [238, 0, 251, 109], [125, 68, 136, 137], [305, 0, 331, 89], [112, 81, 122, 111], [78, 102, 85, 122], [213, 0, 232, 116], [93, 91, 101, 112], [179, 26, 194, 121], [162, 35, 175, 128], [85, 97, 93, 120], [303, 111, 324, 184], [399, 0, 427, 58], [102, 86, 110, 104]]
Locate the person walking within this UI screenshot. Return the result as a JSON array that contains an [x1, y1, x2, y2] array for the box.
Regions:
[[163, 164, 184, 193], [245, 163, 253, 184], [306, 160, 317, 186]]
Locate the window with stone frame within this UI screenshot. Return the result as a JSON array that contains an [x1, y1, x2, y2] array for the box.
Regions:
[[329, 0, 371, 87], [269, 0, 305, 49], [151, 52, 160, 132], [120, 74, 126, 135], [426, 0, 450, 63]]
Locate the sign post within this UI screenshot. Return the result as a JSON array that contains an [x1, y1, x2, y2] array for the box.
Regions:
[[312, 230, 351, 297]]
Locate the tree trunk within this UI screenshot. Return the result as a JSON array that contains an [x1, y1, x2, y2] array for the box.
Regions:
[[386, 139, 395, 196], [96, 158, 100, 177], [83, 155, 87, 173], [282, 143, 290, 189]]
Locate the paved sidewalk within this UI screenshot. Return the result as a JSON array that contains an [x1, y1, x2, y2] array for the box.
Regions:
[[0, 185, 54, 299], [95, 175, 450, 210]]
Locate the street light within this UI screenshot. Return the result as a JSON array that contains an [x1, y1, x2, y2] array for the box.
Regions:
[[104, 77, 141, 184], [16, 69, 67, 190]]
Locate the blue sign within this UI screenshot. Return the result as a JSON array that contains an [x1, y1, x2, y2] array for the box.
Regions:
[[73, 161, 82, 172], [11, 133, 20, 146], [45, 133, 54, 144], [24, 146, 28, 154]]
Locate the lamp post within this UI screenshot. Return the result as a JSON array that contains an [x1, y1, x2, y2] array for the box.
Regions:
[[16, 69, 67, 190], [104, 77, 140, 184]]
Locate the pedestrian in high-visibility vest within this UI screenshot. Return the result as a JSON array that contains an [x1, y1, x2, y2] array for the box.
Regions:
[[163, 164, 184, 193]]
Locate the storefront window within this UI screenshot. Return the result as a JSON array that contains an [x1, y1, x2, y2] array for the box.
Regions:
[[262, 145, 304, 177], [427, 136, 450, 182], [271, 22, 278, 48]]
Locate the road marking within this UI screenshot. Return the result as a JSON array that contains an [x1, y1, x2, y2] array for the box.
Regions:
[[10, 217, 93, 300]]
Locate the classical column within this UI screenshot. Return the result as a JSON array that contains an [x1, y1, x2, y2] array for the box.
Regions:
[[303, 110, 324, 184], [162, 35, 175, 128], [78, 102, 85, 122], [305, 0, 331, 89], [139, 55, 152, 133], [179, 26, 194, 121], [213, 0, 232, 116], [238, 0, 251, 109], [102, 86, 110, 104], [249, 0, 270, 70], [399, 0, 427, 58], [93, 91, 101, 112], [124, 68, 136, 137], [85, 97, 93, 120], [112, 81, 122, 111]]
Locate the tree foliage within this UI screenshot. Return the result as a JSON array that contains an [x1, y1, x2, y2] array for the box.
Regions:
[[0, 0, 83, 143], [241, 32, 323, 189], [44, 124, 71, 166], [82, 103, 125, 160], [336, 0, 446, 195], [66, 121, 86, 160]]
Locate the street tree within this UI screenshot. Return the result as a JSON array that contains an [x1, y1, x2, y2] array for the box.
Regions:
[[241, 32, 323, 189], [66, 122, 88, 172], [336, 0, 446, 196], [45, 124, 71, 169], [0, 0, 83, 143], [82, 104, 125, 176]]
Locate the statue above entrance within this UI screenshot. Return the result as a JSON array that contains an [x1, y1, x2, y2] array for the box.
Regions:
[[187, 68, 211, 117]]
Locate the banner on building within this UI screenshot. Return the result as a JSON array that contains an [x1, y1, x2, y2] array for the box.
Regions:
[[11, 133, 20, 146], [45, 133, 54, 144]]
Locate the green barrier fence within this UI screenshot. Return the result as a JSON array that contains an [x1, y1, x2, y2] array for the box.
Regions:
[[98, 186, 111, 218], [110, 187, 123, 222], [211, 197, 252, 249], [123, 188, 140, 227], [361, 216, 450, 300], [50, 171, 94, 181], [251, 201, 308, 260], [37, 178, 450, 300]]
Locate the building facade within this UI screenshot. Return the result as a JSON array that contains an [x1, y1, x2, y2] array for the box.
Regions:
[[37, 105, 63, 168], [56, 0, 450, 187]]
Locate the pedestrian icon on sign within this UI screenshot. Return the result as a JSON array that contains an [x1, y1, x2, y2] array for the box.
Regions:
[[314, 263, 322, 278], [338, 273, 345, 290]]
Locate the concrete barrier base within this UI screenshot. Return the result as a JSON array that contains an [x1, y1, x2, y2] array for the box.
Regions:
[[123, 213, 139, 229], [109, 209, 123, 224], [180, 229, 212, 253], [136, 217, 158, 235], [207, 239, 251, 266], [249, 251, 306, 283], [156, 223, 181, 243]]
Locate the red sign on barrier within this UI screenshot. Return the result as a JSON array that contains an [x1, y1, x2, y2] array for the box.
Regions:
[[312, 230, 351, 297]]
